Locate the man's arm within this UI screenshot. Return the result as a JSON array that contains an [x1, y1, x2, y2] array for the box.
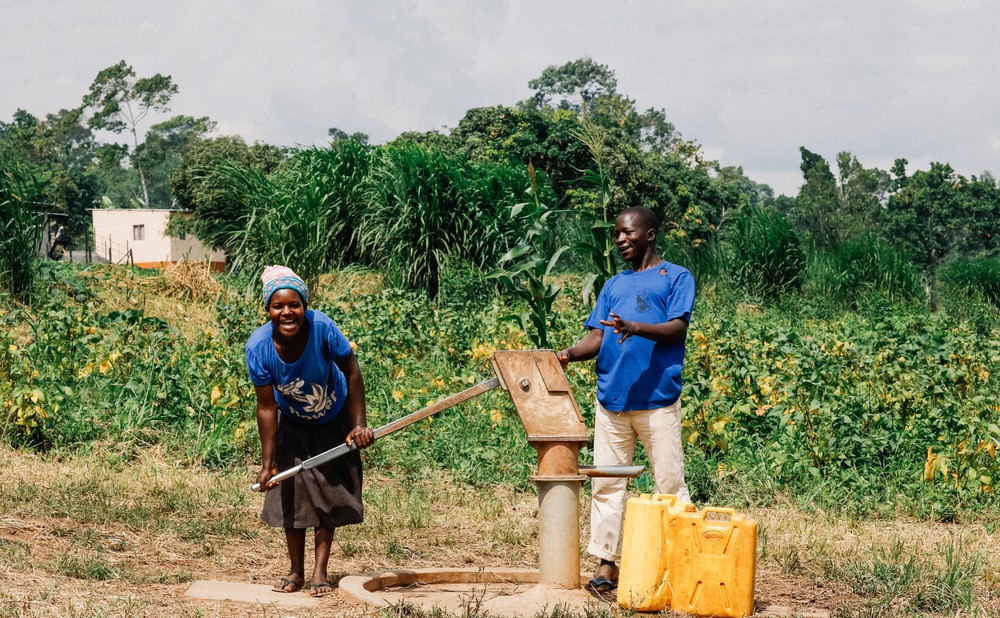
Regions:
[[599, 313, 688, 345], [557, 327, 604, 368]]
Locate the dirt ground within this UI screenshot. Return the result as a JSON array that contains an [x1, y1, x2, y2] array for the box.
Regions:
[[0, 514, 860, 618], [1, 446, 996, 617]]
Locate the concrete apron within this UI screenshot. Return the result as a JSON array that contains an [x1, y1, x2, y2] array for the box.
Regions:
[[338, 568, 612, 616], [184, 580, 320, 608]]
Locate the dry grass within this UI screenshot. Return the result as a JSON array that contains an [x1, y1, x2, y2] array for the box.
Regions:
[[3, 445, 999, 617], [154, 261, 224, 302], [73, 263, 225, 341]]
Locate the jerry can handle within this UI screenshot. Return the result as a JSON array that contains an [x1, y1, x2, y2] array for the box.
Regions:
[[701, 507, 736, 521], [653, 494, 679, 504]]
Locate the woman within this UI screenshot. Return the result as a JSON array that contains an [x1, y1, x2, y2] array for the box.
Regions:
[[246, 265, 374, 597]]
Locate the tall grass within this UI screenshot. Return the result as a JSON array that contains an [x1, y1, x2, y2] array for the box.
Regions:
[[939, 256, 1000, 308], [0, 163, 42, 303], [659, 234, 728, 290], [220, 142, 371, 288], [726, 206, 805, 300], [358, 144, 535, 298], [806, 236, 922, 309]]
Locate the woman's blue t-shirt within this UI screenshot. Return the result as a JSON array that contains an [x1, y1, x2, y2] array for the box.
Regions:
[[245, 310, 352, 424], [585, 261, 695, 412]]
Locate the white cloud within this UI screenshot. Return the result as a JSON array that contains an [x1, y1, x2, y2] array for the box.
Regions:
[[2, 0, 998, 191]]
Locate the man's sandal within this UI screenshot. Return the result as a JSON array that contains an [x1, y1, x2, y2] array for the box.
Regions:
[[588, 575, 616, 593]]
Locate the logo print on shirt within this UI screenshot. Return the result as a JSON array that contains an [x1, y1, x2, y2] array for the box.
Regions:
[[635, 289, 652, 312]]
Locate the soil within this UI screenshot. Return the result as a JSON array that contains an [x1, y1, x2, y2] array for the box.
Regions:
[[0, 496, 861, 616]]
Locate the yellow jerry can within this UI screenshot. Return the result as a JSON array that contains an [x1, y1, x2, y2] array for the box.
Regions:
[[669, 505, 757, 618], [616, 493, 691, 611]]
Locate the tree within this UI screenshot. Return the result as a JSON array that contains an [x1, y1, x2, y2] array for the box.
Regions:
[[0, 108, 100, 236], [834, 152, 890, 234], [169, 135, 287, 251], [885, 161, 997, 269], [327, 127, 370, 148], [793, 147, 840, 247], [82, 60, 178, 207], [527, 58, 618, 111], [135, 115, 216, 207]]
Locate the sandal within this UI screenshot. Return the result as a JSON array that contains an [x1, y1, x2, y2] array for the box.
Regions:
[[588, 562, 619, 593], [272, 575, 303, 593], [309, 582, 334, 597], [588, 575, 616, 593]]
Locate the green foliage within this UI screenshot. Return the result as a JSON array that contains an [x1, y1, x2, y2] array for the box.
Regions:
[[659, 234, 727, 290], [0, 108, 100, 237], [132, 114, 216, 207], [726, 206, 805, 300], [221, 142, 371, 288], [938, 256, 1000, 308], [568, 118, 619, 305], [0, 265, 255, 465], [789, 149, 891, 249], [171, 135, 288, 252], [487, 198, 568, 349], [358, 143, 538, 298], [806, 236, 922, 309], [0, 161, 43, 303], [683, 303, 1000, 514], [82, 60, 179, 208], [527, 57, 619, 111], [885, 161, 1000, 269]]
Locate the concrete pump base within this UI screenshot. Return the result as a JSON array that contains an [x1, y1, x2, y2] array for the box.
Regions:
[[338, 567, 608, 616]]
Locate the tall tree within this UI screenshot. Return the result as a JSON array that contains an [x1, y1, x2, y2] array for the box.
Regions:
[[794, 147, 841, 247], [885, 161, 997, 269], [82, 60, 178, 207], [527, 58, 618, 111], [834, 152, 890, 234]]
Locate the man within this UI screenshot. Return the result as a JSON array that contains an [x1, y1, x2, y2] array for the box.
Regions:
[[557, 206, 694, 593]]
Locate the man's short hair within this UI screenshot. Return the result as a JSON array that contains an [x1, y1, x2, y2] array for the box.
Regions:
[[619, 206, 659, 233]]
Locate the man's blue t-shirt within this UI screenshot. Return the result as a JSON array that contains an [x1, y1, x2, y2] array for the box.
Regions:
[[245, 310, 352, 424], [585, 261, 695, 412]]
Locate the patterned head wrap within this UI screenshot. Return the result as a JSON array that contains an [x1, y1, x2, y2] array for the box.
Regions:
[[261, 265, 309, 307]]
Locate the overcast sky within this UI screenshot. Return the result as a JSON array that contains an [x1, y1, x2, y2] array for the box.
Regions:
[[3, 0, 998, 196]]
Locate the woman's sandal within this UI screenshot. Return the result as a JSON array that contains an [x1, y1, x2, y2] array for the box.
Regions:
[[272, 575, 302, 593]]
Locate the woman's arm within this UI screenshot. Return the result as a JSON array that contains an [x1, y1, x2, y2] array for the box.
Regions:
[[337, 351, 374, 448], [255, 384, 280, 492]]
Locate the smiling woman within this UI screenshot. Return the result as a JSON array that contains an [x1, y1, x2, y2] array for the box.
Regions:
[[246, 265, 375, 597]]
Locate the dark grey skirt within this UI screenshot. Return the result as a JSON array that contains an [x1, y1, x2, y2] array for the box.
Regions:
[[261, 411, 364, 529]]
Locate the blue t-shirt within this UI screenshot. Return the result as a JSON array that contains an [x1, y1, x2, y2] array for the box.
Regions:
[[245, 310, 352, 424], [585, 261, 695, 412]]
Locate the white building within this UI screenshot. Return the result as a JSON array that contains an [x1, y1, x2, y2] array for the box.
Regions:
[[90, 209, 226, 271]]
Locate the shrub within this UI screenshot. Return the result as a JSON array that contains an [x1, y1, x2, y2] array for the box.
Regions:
[[215, 142, 371, 289]]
